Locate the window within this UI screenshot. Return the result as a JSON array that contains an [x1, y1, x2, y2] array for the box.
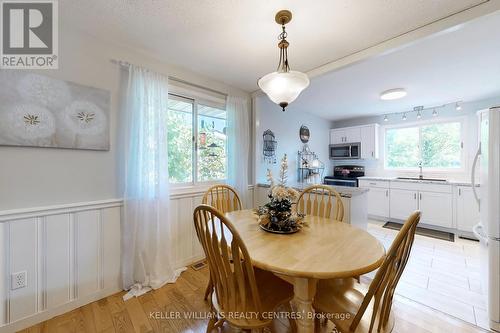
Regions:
[[167, 94, 227, 184], [385, 121, 462, 169]]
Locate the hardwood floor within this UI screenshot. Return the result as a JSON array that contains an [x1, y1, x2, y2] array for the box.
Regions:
[[20, 265, 489, 333]]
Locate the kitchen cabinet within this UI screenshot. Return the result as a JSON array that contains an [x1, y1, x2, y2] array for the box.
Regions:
[[360, 124, 379, 159], [359, 179, 389, 217], [390, 189, 418, 220], [330, 127, 361, 144], [419, 191, 453, 228], [367, 187, 390, 217], [330, 124, 378, 160], [456, 186, 480, 232]]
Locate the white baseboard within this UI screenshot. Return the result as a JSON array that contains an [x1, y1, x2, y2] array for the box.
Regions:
[[0, 286, 121, 333]]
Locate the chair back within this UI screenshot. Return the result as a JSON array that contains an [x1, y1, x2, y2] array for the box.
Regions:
[[296, 185, 344, 221], [202, 184, 242, 213], [193, 204, 262, 316], [350, 211, 421, 332]]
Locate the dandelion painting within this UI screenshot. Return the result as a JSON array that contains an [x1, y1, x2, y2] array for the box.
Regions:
[[0, 71, 110, 150]]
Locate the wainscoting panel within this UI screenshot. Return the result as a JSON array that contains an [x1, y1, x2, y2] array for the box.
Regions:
[[9, 218, 38, 323], [76, 210, 101, 300], [1, 188, 253, 331], [45, 214, 71, 311], [0, 200, 122, 332]]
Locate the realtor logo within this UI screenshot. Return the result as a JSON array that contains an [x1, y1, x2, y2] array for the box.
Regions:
[[1, 0, 58, 69]]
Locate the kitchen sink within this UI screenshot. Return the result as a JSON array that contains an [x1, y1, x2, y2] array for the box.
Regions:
[[396, 177, 447, 182]]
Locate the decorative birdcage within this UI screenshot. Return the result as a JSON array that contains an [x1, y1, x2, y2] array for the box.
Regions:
[[297, 144, 324, 183], [263, 129, 277, 164]]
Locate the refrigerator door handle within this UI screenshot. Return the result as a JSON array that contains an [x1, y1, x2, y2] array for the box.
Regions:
[[471, 144, 481, 208]]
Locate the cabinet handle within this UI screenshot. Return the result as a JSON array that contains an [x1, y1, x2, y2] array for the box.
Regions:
[[419, 193, 422, 200], [371, 151, 374, 157], [369, 182, 377, 185], [414, 193, 417, 200], [386, 190, 389, 197], [459, 188, 462, 196]]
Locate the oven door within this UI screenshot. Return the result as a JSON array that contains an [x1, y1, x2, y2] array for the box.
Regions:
[[324, 178, 358, 187]]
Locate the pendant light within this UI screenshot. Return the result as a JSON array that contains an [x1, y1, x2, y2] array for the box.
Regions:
[[258, 10, 310, 111]]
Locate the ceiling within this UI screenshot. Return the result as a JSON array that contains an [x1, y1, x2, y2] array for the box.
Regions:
[[60, 0, 489, 92], [287, 10, 500, 120]]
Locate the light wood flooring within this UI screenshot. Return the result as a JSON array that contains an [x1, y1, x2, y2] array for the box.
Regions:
[[20, 266, 489, 333], [366, 220, 489, 330]]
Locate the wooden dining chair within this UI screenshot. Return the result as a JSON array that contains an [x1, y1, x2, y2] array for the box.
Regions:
[[313, 211, 421, 333], [202, 184, 242, 213], [201, 184, 243, 301], [193, 204, 295, 332], [296, 185, 344, 221]]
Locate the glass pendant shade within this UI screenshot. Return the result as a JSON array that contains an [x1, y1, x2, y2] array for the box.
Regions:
[[258, 70, 309, 110]]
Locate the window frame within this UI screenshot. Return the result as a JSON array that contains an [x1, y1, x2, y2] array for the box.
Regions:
[[168, 93, 227, 187], [383, 117, 466, 172]]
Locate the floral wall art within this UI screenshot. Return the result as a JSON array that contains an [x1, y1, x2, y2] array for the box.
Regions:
[[0, 71, 110, 150]]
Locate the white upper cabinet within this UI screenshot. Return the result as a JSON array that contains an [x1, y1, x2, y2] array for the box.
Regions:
[[344, 127, 361, 143], [360, 124, 379, 159], [330, 128, 360, 144], [331, 129, 347, 144], [330, 124, 379, 159]]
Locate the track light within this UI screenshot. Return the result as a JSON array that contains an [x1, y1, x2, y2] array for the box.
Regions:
[[383, 115, 388, 122], [432, 109, 438, 117], [456, 102, 462, 111], [417, 111, 422, 119], [402, 113, 407, 121]]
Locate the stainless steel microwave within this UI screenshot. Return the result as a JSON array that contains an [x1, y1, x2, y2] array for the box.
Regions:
[[329, 143, 361, 160]]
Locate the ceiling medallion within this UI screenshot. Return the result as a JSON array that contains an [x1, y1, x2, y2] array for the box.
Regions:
[[258, 10, 310, 112]]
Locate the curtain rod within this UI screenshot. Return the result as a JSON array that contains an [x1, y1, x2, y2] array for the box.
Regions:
[[110, 59, 228, 97]]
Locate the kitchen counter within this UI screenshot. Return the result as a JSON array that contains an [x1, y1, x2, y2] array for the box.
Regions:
[[358, 176, 477, 187], [256, 182, 369, 198], [254, 183, 369, 229]]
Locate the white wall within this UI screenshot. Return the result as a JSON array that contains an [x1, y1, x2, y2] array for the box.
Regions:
[[331, 96, 500, 180], [254, 95, 333, 184], [0, 24, 250, 211]]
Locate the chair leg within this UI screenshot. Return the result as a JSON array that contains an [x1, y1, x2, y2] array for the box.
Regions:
[[204, 278, 213, 301], [206, 317, 217, 333]]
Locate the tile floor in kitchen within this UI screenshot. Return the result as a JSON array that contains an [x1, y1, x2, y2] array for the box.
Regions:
[[366, 220, 488, 330]]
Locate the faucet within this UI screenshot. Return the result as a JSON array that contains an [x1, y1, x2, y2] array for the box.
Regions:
[[418, 161, 423, 179]]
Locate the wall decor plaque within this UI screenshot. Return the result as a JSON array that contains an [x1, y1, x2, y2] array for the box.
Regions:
[[299, 125, 310, 143]]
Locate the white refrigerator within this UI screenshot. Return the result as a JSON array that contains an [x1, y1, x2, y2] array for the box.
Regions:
[[472, 107, 500, 332]]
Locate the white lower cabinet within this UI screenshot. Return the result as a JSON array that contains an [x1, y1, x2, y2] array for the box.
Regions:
[[361, 178, 475, 232], [418, 191, 453, 228], [456, 186, 480, 232], [367, 187, 390, 217], [389, 189, 418, 220]]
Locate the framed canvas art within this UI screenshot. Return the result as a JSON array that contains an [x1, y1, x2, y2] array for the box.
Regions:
[[0, 71, 110, 150]]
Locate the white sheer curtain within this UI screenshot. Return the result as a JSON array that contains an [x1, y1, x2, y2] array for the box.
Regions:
[[227, 96, 250, 207], [120, 65, 185, 300]]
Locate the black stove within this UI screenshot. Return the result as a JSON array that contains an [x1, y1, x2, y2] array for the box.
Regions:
[[324, 165, 365, 187]]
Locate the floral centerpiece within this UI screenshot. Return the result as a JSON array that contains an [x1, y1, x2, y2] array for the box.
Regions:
[[256, 154, 306, 234]]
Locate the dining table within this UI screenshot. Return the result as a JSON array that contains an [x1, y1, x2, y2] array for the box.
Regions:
[[225, 209, 386, 333]]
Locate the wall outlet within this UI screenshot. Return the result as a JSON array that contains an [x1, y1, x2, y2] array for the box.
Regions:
[[11, 271, 27, 290]]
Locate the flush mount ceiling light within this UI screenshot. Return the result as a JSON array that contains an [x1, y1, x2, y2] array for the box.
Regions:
[[380, 88, 407, 100], [258, 10, 310, 112]]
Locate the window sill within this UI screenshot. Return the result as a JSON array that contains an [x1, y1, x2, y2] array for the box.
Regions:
[[169, 183, 254, 200]]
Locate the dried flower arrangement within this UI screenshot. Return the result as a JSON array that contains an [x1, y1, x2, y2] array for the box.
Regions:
[[256, 154, 306, 234]]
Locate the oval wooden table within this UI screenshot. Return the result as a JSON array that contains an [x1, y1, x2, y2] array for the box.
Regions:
[[225, 209, 386, 333]]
